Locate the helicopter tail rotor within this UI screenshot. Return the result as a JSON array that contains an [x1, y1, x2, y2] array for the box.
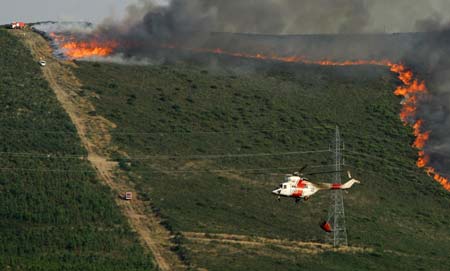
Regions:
[[341, 171, 361, 189]]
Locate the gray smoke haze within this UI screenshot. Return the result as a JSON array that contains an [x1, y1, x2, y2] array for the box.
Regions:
[[409, 31, 450, 175], [415, 14, 450, 32], [90, 0, 450, 61], [116, 0, 450, 35]]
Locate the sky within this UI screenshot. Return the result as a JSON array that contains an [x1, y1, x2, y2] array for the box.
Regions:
[[0, 0, 136, 24]]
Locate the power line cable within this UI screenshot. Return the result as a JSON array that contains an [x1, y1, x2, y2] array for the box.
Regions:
[[345, 149, 408, 165], [344, 153, 418, 172], [0, 126, 334, 136], [345, 164, 430, 178], [0, 149, 331, 160], [0, 163, 335, 174], [128, 149, 331, 160]]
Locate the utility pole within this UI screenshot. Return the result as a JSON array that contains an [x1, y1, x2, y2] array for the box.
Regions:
[[326, 126, 348, 247]]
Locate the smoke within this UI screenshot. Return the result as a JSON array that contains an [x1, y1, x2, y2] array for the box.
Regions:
[[114, 0, 450, 35], [41, 0, 450, 61], [409, 30, 450, 175], [96, 0, 217, 46], [85, 0, 450, 62], [33, 21, 94, 34], [415, 14, 450, 32], [203, 0, 371, 34]]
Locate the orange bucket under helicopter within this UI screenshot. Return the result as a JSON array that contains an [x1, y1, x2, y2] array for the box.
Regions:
[[320, 221, 332, 233]]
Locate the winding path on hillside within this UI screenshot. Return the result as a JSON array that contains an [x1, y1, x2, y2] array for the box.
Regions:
[[10, 29, 186, 271]]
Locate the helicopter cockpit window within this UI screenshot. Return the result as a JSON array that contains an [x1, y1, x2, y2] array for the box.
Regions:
[[283, 184, 287, 189], [279, 183, 282, 188]]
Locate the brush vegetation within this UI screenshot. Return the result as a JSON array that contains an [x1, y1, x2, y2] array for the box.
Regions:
[[72, 56, 450, 271], [0, 29, 154, 270], [3, 23, 449, 270]]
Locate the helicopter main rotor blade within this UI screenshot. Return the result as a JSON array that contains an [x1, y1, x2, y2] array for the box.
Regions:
[[299, 165, 308, 173], [306, 170, 344, 176]]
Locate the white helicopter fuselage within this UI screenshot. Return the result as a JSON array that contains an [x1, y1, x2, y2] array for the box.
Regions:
[[272, 176, 318, 199]]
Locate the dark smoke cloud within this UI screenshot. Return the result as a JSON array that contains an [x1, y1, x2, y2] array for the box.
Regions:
[[118, 0, 370, 36], [121, 0, 370, 40], [207, 0, 371, 34], [94, 0, 450, 61], [86, 0, 450, 60], [415, 14, 450, 32], [117, 0, 450, 35], [408, 30, 450, 174], [137, 0, 216, 42]]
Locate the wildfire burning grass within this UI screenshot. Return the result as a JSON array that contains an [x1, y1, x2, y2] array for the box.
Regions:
[[51, 35, 450, 191], [389, 65, 450, 190], [50, 33, 118, 59]]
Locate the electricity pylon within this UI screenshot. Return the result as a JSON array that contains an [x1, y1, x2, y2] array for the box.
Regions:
[[326, 126, 348, 247]]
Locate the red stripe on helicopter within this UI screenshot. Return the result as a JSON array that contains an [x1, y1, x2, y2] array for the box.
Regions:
[[331, 183, 342, 190], [293, 181, 306, 197], [292, 190, 303, 197]]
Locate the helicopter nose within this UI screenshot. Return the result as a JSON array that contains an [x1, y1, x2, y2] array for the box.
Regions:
[[272, 189, 281, 195]]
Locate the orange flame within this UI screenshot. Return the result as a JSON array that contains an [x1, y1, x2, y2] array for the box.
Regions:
[[412, 120, 430, 149], [433, 172, 450, 190], [50, 33, 118, 59], [387, 65, 450, 190], [60, 41, 118, 59], [417, 151, 430, 168]]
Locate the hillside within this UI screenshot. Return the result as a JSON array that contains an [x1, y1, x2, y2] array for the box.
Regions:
[[3, 26, 450, 271], [71, 57, 450, 271], [0, 29, 154, 270]]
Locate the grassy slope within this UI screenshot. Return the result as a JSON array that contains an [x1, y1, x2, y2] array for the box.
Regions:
[[73, 57, 450, 271], [0, 29, 154, 270]]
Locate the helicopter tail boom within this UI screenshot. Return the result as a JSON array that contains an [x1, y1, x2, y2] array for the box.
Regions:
[[314, 171, 360, 190]]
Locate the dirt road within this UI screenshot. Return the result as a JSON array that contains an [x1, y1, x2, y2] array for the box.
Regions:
[[11, 29, 186, 271], [183, 232, 373, 255]]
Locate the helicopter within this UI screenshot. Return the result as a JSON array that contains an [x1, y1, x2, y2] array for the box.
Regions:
[[272, 166, 360, 203]]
